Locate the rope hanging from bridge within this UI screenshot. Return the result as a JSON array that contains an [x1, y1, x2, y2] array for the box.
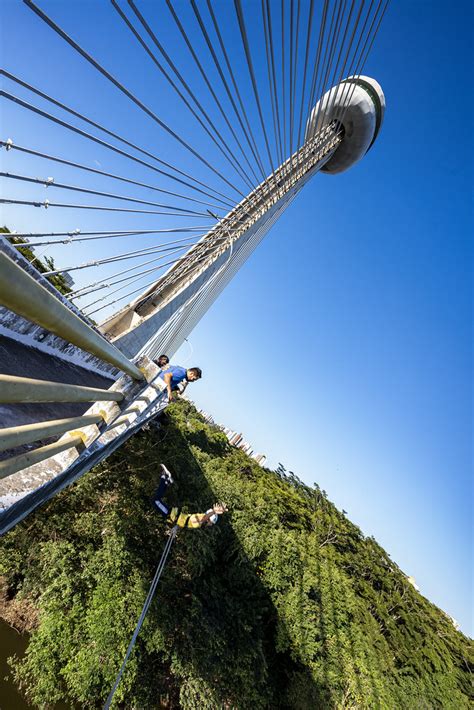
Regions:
[[103, 526, 178, 710]]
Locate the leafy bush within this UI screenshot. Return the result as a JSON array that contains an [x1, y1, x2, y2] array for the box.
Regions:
[[0, 400, 472, 708]]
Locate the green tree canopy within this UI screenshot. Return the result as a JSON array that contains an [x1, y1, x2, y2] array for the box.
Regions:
[[0, 399, 472, 708]]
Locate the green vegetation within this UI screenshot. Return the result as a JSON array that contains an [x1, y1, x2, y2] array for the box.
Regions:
[[0, 399, 472, 708], [1, 226, 73, 296]]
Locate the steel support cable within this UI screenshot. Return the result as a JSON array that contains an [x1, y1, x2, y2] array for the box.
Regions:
[[152, 192, 298, 359], [69, 238, 204, 293], [335, 0, 389, 132], [205, 0, 267, 181], [262, 2, 292, 197], [86, 244, 230, 317], [331, 0, 376, 125], [329, 0, 368, 118], [143, 135, 335, 357], [79, 252, 191, 310], [44, 239, 206, 276], [144, 234, 235, 359], [261, 0, 283, 167], [1, 70, 233, 207], [9, 230, 160, 238], [281, 0, 287, 161], [23, 0, 245, 199], [189, 0, 266, 184], [178, 146, 335, 335], [130, 193, 282, 307], [289, 0, 302, 175], [310, 0, 377, 146], [0, 197, 209, 217], [292, 0, 302, 157], [117, 131, 337, 321], [148, 188, 301, 358], [71, 251, 194, 302], [314, 0, 347, 126], [0, 91, 235, 210], [5, 228, 214, 247], [0, 140, 227, 211], [233, 0, 276, 174], [296, 0, 343, 175], [107, 229, 239, 322], [323, 0, 386, 160], [302, 0, 344, 171], [84, 262, 188, 315], [298, 0, 330, 176], [321, 0, 387, 183], [75, 246, 194, 299], [302, 0, 387, 178], [112, 0, 253, 195], [303, 0, 333, 137], [141, 131, 342, 356], [103, 527, 178, 710], [69, 233, 234, 298], [0, 171, 214, 216], [261, 0, 283, 168], [163, 0, 260, 189], [84, 278, 169, 315], [289, 0, 295, 172], [316, 0, 357, 139], [307, 0, 358, 166], [296, 0, 315, 147]]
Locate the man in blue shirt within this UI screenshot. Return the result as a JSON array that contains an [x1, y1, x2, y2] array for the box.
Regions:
[[158, 365, 202, 401]]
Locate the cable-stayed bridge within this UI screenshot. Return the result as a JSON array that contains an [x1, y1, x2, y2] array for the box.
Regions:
[[0, 0, 388, 534]]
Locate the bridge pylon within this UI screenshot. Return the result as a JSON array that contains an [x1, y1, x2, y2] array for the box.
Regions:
[[100, 76, 385, 362]]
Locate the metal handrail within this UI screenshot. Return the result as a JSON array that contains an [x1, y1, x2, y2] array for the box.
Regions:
[[0, 435, 84, 480], [0, 251, 144, 380], [0, 374, 124, 403], [0, 413, 106, 452]]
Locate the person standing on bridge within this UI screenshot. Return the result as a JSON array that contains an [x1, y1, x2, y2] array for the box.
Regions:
[[159, 364, 202, 401], [152, 464, 227, 528], [154, 354, 170, 369]]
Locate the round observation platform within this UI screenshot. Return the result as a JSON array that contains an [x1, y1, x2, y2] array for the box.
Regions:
[[305, 75, 385, 174]]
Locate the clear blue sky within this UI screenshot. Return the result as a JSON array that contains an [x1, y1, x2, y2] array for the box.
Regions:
[[1, 0, 472, 635]]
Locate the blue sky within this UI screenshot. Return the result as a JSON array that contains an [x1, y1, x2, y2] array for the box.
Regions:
[[1, 0, 472, 635]]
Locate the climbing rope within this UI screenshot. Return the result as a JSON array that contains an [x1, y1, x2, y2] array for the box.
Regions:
[[103, 526, 178, 710]]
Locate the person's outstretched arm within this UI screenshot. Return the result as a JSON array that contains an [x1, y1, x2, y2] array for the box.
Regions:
[[162, 372, 174, 401]]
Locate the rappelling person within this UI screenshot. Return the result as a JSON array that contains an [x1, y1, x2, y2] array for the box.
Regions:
[[152, 464, 228, 528], [158, 364, 202, 400]]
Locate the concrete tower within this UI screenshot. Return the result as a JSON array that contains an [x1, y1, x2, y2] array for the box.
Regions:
[[100, 76, 385, 360]]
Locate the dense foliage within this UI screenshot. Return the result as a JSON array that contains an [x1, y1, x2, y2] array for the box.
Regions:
[[1, 227, 73, 295], [0, 400, 472, 708]]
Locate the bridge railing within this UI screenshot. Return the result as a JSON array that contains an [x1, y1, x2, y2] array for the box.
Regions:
[[0, 249, 160, 488], [0, 251, 144, 380]]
